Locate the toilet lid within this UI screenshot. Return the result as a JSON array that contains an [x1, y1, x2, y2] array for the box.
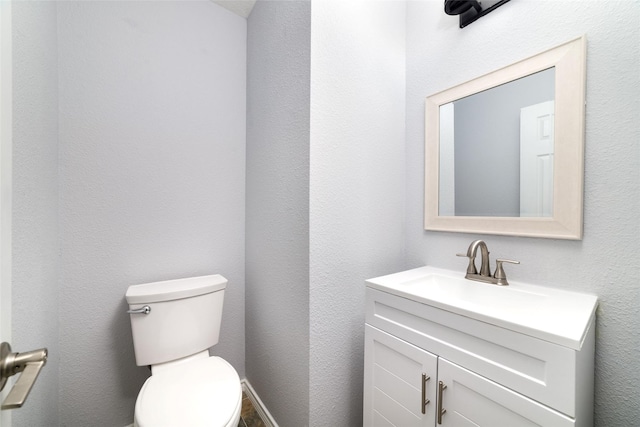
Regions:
[[135, 356, 241, 427]]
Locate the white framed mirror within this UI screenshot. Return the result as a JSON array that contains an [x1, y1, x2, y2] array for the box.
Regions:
[[425, 36, 586, 239]]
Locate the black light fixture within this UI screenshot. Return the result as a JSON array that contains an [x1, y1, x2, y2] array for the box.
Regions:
[[444, 0, 511, 28]]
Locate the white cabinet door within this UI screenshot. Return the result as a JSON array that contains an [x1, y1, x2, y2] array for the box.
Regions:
[[364, 325, 438, 427], [437, 358, 575, 427]]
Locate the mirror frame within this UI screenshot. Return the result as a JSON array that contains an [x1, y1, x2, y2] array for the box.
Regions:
[[425, 36, 586, 239]]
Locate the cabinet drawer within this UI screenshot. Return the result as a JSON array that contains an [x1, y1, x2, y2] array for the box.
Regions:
[[366, 288, 592, 418]]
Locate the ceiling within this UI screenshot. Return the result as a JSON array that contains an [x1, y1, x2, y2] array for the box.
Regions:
[[212, 0, 257, 18]]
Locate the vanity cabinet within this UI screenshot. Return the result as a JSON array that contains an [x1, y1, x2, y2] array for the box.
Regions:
[[363, 267, 597, 427]]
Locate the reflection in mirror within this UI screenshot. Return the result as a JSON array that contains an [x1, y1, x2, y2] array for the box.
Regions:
[[438, 68, 555, 217]]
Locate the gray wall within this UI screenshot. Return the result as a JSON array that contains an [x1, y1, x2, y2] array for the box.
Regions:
[[12, 2, 60, 425], [308, 1, 407, 425], [55, 2, 246, 425], [246, 1, 311, 426], [406, 1, 640, 425], [10, 1, 639, 426], [246, 1, 407, 425], [454, 68, 554, 216]]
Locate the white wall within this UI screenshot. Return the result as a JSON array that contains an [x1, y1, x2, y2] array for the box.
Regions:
[[246, 1, 311, 426], [309, 1, 407, 424], [11, 1, 60, 425], [56, 2, 246, 425], [405, 1, 640, 425]]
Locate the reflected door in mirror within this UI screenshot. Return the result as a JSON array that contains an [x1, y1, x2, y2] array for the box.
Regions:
[[520, 101, 555, 217]]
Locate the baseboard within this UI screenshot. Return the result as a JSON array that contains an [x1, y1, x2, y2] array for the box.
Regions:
[[241, 378, 279, 427]]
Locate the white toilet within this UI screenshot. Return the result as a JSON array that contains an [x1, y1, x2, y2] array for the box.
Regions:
[[125, 274, 242, 427]]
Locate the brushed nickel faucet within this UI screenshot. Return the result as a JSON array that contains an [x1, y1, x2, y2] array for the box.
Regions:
[[457, 240, 519, 286]]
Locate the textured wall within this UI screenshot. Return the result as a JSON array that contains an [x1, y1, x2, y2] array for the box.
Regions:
[[11, 1, 60, 425], [57, 2, 246, 425], [309, 1, 407, 425], [405, 1, 640, 425], [246, 1, 311, 426]]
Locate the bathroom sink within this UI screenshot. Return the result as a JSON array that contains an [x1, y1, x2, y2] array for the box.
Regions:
[[366, 266, 598, 349], [398, 273, 547, 308]]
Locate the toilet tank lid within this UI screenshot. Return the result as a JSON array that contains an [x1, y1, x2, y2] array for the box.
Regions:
[[126, 274, 227, 304]]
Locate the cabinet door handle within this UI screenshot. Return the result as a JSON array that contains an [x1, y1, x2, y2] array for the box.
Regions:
[[421, 373, 430, 414], [437, 380, 447, 424]]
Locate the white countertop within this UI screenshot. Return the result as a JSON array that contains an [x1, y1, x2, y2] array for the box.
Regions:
[[366, 266, 598, 350]]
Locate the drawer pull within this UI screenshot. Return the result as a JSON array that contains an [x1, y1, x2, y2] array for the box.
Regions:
[[421, 373, 431, 414], [437, 381, 447, 424]]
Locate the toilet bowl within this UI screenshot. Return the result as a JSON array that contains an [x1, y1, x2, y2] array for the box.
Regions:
[[134, 352, 241, 427], [126, 275, 240, 427]]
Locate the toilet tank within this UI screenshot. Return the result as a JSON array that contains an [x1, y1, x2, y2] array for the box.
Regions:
[[125, 274, 227, 366]]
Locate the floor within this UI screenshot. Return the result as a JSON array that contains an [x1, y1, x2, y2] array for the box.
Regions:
[[238, 392, 267, 427]]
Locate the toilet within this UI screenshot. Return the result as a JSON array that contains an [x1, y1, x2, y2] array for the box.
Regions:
[[125, 274, 242, 427]]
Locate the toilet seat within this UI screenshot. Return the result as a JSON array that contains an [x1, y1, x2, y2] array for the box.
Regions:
[[134, 356, 242, 427]]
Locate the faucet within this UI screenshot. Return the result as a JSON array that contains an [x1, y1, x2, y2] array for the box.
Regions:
[[457, 240, 519, 286]]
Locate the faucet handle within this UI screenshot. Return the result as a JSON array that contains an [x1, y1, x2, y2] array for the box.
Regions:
[[494, 259, 520, 286], [456, 253, 478, 274]]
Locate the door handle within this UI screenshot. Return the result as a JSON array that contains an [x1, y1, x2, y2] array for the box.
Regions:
[[0, 342, 48, 410]]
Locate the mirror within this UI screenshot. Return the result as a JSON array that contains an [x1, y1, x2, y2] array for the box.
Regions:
[[425, 36, 586, 239], [439, 68, 555, 217]]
